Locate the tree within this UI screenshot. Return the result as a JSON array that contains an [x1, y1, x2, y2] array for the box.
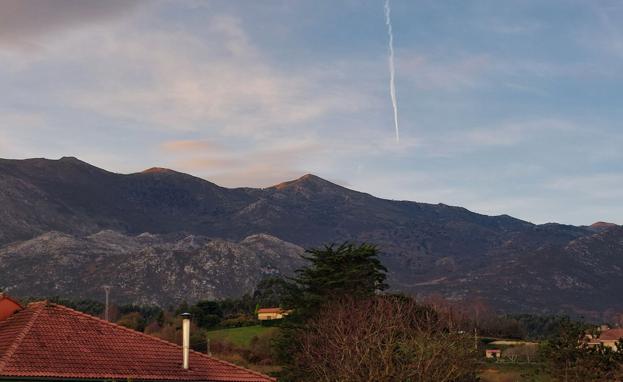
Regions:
[[541, 319, 623, 381], [190, 300, 223, 329], [116, 312, 145, 331], [288, 296, 479, 382], [253, 276, 290, 308], [286, 242, 387, 316], [276, 242, 420, 381]]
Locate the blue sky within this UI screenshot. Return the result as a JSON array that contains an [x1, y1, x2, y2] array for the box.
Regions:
[[1, 0, 622, 225]]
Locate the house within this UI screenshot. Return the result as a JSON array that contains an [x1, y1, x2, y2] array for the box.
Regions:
[[0, 297, 275, 382], [586, 328, 623, 350], [485, 349, 502, 359], [257, 308, 289, 321]]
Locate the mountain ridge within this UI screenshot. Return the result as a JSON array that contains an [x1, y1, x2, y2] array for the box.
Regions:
[[0, 156, 621, 318]]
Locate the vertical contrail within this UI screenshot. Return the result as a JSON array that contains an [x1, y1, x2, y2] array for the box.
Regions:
[[384, 0, 399, 142]]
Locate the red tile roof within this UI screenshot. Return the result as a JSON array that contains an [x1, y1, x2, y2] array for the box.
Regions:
[[0, 301, 274, 381], [599, 328, 623, 341], [0, 294, 22, 322], [257, 308, 284, 314]]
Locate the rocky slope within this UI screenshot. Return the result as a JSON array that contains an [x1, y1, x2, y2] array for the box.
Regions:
[[0, 157, 621, 316], [0, 230, 304, 305]]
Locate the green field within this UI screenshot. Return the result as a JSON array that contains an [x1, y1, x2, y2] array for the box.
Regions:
[[480, 363, 551, 382], [206, 325, 277, 348]]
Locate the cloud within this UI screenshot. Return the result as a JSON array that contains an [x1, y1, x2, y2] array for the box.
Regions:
[[546, 174, 623, 200], [0, 110, 45, 129], [161, 140, 222, 153], [0, 0, 143, 48], [481, 20, 542, 35], [159, 137, 326, 187], [400, 54, 491, 91], [414, 117, 577, 158], [41, 14, 370, 138], [463, 118, 575, 146], [0, 111, 47, 157]]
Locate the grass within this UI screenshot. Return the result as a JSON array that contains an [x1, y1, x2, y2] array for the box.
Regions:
[[480, 363, 551, 382], [214, 352, 281, 375], [206, 325, 277, 348]]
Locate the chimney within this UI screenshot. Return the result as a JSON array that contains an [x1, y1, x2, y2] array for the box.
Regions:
[[180, 313, 192, 370]]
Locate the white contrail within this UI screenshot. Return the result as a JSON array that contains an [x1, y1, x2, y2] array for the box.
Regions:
[[384, 0, 399, 143]]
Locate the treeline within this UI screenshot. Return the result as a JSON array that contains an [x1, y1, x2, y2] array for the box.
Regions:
[[31, 294, 581, 342], [20, 277, 290, 352]]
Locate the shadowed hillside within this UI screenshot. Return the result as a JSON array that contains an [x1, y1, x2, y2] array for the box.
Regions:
[[0, 157, 621, 317]]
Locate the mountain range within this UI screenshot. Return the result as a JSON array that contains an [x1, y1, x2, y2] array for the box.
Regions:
[[0, 157, 621, 319]]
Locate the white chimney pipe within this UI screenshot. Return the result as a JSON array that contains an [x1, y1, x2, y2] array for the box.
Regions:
[[180, 313, 191, 370]]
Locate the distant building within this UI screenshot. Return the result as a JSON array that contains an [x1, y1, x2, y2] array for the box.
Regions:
[[257, 307, 289, 321], [586, 328, 623, 350], [0, 295, 274, 382], [485, 349, 502, 359]]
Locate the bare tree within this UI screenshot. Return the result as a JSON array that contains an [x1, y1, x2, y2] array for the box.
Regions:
[[290, 296, 479, 382]]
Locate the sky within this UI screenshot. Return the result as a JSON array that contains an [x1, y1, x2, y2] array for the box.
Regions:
[[0, 0, 622, 226]]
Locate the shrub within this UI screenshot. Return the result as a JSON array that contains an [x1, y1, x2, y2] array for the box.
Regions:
[[281, 296, 479, 382]]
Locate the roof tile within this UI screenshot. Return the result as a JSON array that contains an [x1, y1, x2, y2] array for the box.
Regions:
[[0, 302, 274, 381]]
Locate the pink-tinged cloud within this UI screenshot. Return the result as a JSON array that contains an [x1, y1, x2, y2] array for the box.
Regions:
[[161, 140, 222, 153], [0, 0, 144, 47]]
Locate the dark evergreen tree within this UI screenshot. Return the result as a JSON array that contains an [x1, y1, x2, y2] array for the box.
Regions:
[[191, 300, 223, 328], [253, 276, 290, 308], [275, 242, 388, 381], [286, 242, 387, 316]]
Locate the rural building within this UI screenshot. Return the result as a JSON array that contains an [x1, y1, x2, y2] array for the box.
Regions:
[[257, 308, 289, 321], [0, 297, 274, 382], [586, 328, 623, 350], [485, 349, 502, 359]]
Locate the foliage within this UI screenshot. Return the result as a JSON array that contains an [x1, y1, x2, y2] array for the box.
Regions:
[[21, 297, 105, 316], [190, 300, 223, 329], [116, 312, 146, 331], [540, 319, 623, 381], [285, 242, 387, 317], [246, 330, 277, 364], [118, 304, 163, 325], [252, 277, 291, 308], [285, 296, 479, 382], [510, 314, 586, 341], [274, 242, 389, 377], [220, 314, 257, 328]]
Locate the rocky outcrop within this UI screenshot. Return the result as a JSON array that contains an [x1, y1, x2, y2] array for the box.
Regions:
[[0, 231, 304, 306]]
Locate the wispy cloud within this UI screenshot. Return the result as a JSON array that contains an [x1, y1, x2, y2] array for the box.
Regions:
[[160, 137, 325, 187], [414, 118, 578, 158], [0, 0, 144, 48], [51, 16, 369, 138], [161, 140, 222, 152], [400, 54, 491, 92], [546, 174, 623, 200]]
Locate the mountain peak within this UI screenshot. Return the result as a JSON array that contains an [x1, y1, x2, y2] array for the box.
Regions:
[[141, 167, 177, 174], [58, 156, 82, 163], [590, 221, 619, 232], [271, 173, 336, 191], [591, 221, 617, 227]]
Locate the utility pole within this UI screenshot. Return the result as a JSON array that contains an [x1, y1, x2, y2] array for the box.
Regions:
[[206, 335, 211, 356], [103, 285, 112, 321], [474, 327, 478, 350]]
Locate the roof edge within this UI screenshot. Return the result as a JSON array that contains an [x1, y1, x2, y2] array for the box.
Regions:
[[22, 303, 276, 382], [0, 303, 44, 372], [0, 294, 23, 310]]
